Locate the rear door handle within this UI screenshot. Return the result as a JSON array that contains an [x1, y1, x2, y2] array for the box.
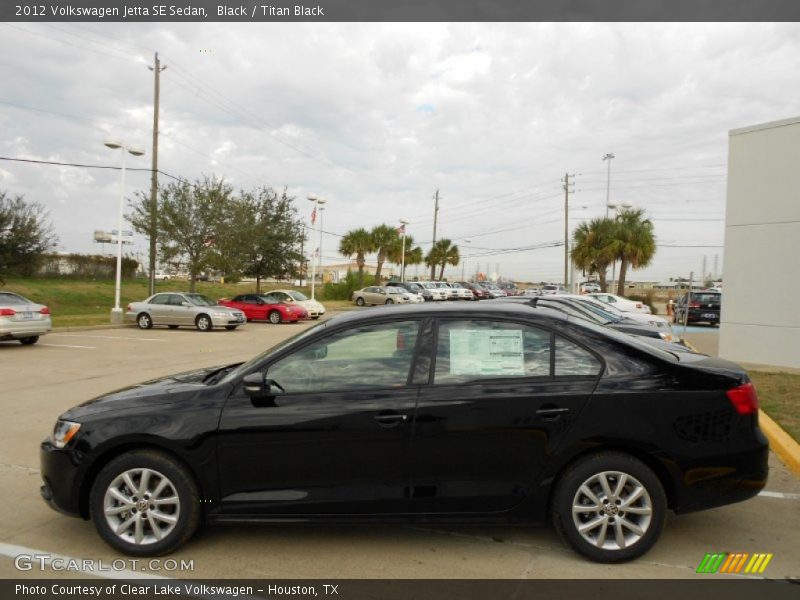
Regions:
[[374, 413, 408, 427]]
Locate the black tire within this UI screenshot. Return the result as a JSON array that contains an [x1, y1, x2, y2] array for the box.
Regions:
[[137, 313, 153, 330], [89, 450, 201, 557], [195, 314, 212, 332], [225, 325, 238, 330], [19, 336, 39, 345], [355, 297, 365, 307], [168, 325, 179, 329], [385, 299, 394, 304], [551, 451, 666, 563], [268, 310, 282, 324], [311, 316, 320, 320]]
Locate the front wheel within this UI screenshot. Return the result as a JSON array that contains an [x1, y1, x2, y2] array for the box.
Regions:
[[551, 452, 666, 563], [355, 297, 365, 306], [89, 450, 200, 556], [195, 314, 212, 332], [385, 299, 394, 304], [19, 336, 39, 345], [268, 310, 282, 324]]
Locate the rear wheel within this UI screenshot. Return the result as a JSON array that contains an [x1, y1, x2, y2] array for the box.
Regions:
[[89, 450, 200, 556], [551, 452, 666, 563], [268, 310, 282, 324], [19, 336, 39, 345], [385, 299, 394, 304], [195, 314, 212, 332], [137, 313, 153, 330]]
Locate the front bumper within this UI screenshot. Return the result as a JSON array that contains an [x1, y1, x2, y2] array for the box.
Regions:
[[40, 439, 85, 518], [210, 312, 246, 326]]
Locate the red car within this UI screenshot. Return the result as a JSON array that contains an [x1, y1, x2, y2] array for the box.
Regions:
[[218, 294, 308, 324]]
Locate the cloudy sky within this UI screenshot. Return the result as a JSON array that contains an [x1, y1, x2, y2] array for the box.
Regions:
[[2, 22, 799, 282]]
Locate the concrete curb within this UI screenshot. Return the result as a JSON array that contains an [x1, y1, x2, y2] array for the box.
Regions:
[[53, 324, 132, 332], [759, 409, 800, 477]]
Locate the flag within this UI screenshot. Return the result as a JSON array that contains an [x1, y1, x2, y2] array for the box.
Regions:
[[311, 206, 317, 225], [396, 223, 406, 234]]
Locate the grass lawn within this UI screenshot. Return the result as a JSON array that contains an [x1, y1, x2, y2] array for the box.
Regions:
[[3, 278, 352, 328], [749, 371, 800, 442]]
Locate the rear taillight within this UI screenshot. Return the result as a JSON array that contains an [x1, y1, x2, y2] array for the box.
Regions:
[[40, 306, 50, 315], [0, 308, 15, 316], [726, 382, 759, 415], [689, 302, 700, 308], [126, 304, 133, 311]]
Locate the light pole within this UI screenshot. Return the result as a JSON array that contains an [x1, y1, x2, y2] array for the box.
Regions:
[[603, 153, 615, 218], [105, 140, 144, 324], [399, 219, 409, 281], [307, 194, 326, 300], [318, 206, 325, 286]]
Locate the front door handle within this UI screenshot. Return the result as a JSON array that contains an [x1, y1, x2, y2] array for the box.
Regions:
[[374, 413, 408, 427]]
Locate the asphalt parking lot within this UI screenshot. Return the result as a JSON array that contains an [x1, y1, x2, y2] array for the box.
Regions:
[[1, 316, 798, 580]]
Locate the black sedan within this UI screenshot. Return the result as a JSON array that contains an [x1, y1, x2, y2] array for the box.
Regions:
[[40, 303, 767, 563]]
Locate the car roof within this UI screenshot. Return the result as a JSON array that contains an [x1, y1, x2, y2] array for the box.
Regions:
[[324, 299, 570, 328]]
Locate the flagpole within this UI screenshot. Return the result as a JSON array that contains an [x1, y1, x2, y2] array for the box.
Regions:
[[307, 195, 325, 300], [399, 219, 409, 281]]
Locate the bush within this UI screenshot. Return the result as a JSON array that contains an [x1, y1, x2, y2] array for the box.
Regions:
[[319, 270, 376, 301], [628, 291, 657, 315]]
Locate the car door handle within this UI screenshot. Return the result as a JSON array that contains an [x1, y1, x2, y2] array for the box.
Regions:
[[374, 413, 408, 427], [536, 407, 570, 418]]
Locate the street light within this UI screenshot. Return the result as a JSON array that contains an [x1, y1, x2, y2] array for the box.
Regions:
[[307, 194, 327, 300], [603, 152, 615, 217], [399, 219, 409, 281], [105, 140, 144, 324]]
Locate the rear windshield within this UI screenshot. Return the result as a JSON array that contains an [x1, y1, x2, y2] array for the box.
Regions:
[[0, 292, 29, 304], [690, 293, 720, 303]]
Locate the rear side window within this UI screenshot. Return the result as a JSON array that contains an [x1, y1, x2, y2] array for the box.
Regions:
[[433, 320, 602, 384], [149, 294, 170, 305]]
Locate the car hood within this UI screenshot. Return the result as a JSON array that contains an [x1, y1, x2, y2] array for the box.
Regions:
[[61, 365, 228, 419]]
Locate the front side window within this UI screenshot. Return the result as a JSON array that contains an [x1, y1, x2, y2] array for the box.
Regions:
[[185, 294, 216, 306], [267, 320, 420, 394]]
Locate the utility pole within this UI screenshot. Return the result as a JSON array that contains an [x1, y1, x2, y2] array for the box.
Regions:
[[147, 52, 166, 296], [299, 226, 305, 284], [430, 189, 439, 281], [702, 255, 707, 283], [562, 173, 574, 289]]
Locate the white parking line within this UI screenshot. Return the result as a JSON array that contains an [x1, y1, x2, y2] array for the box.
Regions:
[[39, 343, 95, 349], [50, 334, 167, 342], [758, 490, 800, 500]]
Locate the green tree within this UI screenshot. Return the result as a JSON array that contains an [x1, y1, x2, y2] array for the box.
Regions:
[[370, 224, 399, 282], [425, 238, 460, 280], [128, 176, 232, 292], [338, 227, 375, 287], [571, 217, 617, 292], [0, 191, 57, 283], [610, 208, 656, 295], [234, 187, 304, 293], [387, 234, 423, 280]]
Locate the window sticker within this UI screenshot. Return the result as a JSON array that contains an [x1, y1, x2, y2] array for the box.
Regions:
[[450, 329, 525, 376]]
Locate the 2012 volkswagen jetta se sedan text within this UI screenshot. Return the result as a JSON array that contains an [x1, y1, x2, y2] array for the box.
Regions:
[[40, 303, 768, 562]]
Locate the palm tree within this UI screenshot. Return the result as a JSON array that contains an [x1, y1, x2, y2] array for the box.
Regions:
[[611, 209, 656, 295], [571, 218, 617, 292], [425, 239, 460, 280], [370, 224, 399, 282], [387, 234, 423, 280], [338, 228, 375, 287]]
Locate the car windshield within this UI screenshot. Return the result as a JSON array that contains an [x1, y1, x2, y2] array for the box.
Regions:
[[406, 284, 422, 292], [573, 298, 624, 322], [421, 282, 436, 289], [185, 294, 217, 306], [287, 291, 309, 301]]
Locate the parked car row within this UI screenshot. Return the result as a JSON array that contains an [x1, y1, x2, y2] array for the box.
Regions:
[[126, 290, 326, 330]]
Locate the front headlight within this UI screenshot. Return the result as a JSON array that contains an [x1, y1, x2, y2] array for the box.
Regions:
[[51, 420, 81, 449], [659, 332, 674, 343]]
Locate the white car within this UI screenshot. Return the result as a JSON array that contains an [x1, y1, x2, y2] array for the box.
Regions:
[[0, 291, 52, 345], [577, 295, 671, 332], [449, 282, 475, 300], [419, 282, 448, 301], [542, 284, 567, 295], [153, 271, 171, 280], [269, 290, 326, 319], [589, 293, 651, 314]]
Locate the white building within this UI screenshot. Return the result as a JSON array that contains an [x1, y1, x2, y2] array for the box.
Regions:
[[719, 116, 800, 369]]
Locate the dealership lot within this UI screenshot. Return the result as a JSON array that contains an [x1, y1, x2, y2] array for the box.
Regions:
[[1, 318, 798, 579]]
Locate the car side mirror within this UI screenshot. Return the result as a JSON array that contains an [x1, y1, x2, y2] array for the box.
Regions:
[[243, 373, 284, 405]]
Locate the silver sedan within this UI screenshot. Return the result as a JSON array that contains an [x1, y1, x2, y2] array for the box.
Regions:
[[0, 291, 52, 345], [126, 292, 245, 331]]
